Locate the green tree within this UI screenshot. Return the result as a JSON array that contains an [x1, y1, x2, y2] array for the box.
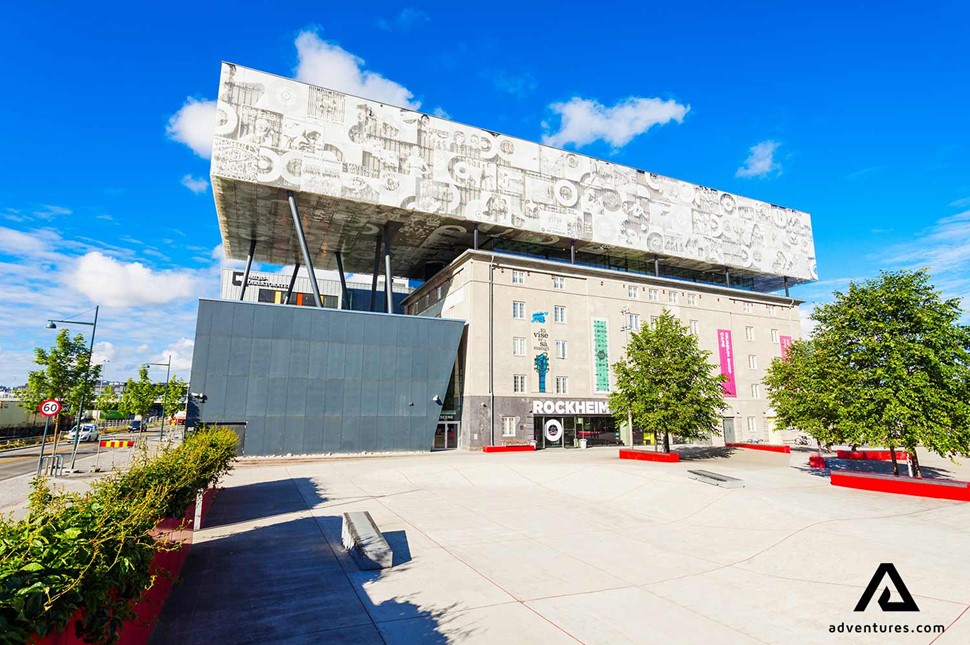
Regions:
[[610, 310, 727, 452], [764, 339, 851, 452], [779, 270, 970, 476], [160, 376, 187, 419], [119, 367, 158, 421], [19, 330, 101, 441], [94, 386, 117, 427]]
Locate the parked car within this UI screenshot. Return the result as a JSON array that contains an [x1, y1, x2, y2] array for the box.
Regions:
[[128, 419, 142, 432], [67, 424, 99, 443]]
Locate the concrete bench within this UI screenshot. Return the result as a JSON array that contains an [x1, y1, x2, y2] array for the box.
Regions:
[[341, 511, 394, 570], [687, 469, 744, 489]]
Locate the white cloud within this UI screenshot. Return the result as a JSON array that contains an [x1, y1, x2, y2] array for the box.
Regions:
[[541, 96, 689, 149], [736, 140, 782, 178], [156, 338, 195, 374], [211, 243, 257, 270], [377, 8, 430, 32], [166, 98, 217, 158], [92, 341, 117, 365], [482, 70, 537, 97], [949, 196, 970, 208], [181, 174, 209, 194], [432, 107, 450, 119], [294, 30, 420, 109], [64, 252, 200, 307]]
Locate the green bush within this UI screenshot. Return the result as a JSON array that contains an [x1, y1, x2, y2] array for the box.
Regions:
[[0, 427, 237, 645]]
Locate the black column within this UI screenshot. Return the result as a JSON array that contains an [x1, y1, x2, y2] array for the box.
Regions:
[[286, 191, 323, 307], [284, 262, 300, 304], [239, 239, 256, 301]]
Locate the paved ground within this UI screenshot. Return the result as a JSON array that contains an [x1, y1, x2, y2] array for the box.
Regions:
[[151, 447, 970, 644]]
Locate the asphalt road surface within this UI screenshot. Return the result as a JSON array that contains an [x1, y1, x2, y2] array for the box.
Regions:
[[0, 432, 141, 481]]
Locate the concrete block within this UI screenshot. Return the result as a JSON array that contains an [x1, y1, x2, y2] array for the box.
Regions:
[[342, 511, 393, 570], [687, 469, 744, 489]]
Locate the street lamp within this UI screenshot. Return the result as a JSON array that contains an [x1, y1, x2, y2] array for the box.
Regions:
[[144, 356, 172, 442], [46, 306, 99, 472]]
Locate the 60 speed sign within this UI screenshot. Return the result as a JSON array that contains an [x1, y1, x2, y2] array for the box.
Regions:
[[39, 399, 62, 417]]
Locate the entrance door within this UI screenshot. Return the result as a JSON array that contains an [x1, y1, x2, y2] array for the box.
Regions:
[[435, 422, 459, 449], [722, 417, 737, 443]]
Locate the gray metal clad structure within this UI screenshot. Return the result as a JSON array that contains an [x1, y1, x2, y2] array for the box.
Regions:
[[189, 299, 464, 456]]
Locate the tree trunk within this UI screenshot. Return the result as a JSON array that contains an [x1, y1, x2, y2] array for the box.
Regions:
[[663, 431, 670, 454], [888, 443, 899, 476], [653, 430, 659, 452], [910, 450, 922, 478]]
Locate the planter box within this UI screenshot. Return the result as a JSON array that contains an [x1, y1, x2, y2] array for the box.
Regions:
[[726, 442, 791, 454], [31, 488, 216, 645], [482, 445, 535, 453], [808, 454, 827, 468], [836, 450, 908, 461], [619, 449, 680, 463], [830, 471, 970, 502]]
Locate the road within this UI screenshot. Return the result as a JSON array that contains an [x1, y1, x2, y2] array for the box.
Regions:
[[0, 432, 142, 481]]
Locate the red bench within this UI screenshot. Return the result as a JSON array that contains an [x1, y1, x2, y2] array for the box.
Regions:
[[619, 449, 680, 463]]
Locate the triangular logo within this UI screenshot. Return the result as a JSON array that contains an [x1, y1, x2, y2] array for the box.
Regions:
[[854, 563, 919, 612]]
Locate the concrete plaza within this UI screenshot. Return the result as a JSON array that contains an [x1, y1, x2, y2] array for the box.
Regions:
[[152, 448, 970, 644]]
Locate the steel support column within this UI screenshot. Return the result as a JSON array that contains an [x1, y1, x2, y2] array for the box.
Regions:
[[239, 239, 256, 301], [783, 276, 790, 297], [654, 257, 660, 276], [286, 191, 323, 308], [383, 225, 393, 314], [725, 268, 731, 288], [284, 263, 300, 304], [370, 234, 381, 312], [473, 225, 479, 250], [335, 251, 350, 310], [570, 240, 576, 264]]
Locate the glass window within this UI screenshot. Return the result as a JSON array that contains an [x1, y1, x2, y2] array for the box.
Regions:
[[513, 337, 526, 356], [512, 270, 525, 285], [555, 376, 568, 394], [554, 305, 566, 323], [748, 355, 758, 369], [513, 301, 525, 319], [745, 326, 755, 341], [650, 315, 659, 328], [513, 374, 526, 393], [502, 416, 516, 437], [689, 319, 699, 335], [743, 301, 753, 313], [747, 416, 758, 435], [751, 383, 761, 398], [552, 276, 565, 290], [668, 291, 678, 304], [555, 339, 567, 359], [686, 293, 697, 305], [769, 305, 778, 317], [628, 285, 638, 299], [770, 328, 779, 343], [627, 313, 640, 331], [648, 288, 658, 301]]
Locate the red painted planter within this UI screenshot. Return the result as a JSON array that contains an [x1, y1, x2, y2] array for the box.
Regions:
[[31, 489, 216, 645], [830, 471, 970, 502], [619, 449, 680, 463], [836, 450, 908, 461], [726, 442, 791, 454], [482, 445, 535, 453], [808, 454, 827, 468]]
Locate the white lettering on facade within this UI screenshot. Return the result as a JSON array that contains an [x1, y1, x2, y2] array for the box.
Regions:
[[530, 400, 611, 416], [532, 401, 543, 414]]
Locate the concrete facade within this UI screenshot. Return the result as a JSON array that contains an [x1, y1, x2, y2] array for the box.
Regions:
[[405, 251, 802, 450], [188, 299, 463, 456]]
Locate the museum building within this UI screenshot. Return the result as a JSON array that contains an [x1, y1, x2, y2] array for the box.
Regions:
[[187, 63, 815, 456]]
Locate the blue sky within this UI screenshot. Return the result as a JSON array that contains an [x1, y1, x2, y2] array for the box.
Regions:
[[0, 1, 967, 386]]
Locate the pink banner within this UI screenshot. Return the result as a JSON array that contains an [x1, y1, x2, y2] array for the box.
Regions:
[[780, 335, 793, 360], [717, 329, 737, 397]]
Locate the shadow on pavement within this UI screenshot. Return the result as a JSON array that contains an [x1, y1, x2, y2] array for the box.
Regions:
[[151, 477, 466, 644], [677, 446, 738, 461]]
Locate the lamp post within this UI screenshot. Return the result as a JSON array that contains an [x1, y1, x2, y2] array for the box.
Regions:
[[47, 306, 99, 472], [619, 307, 635, 449], [144, 356, 172, 442]]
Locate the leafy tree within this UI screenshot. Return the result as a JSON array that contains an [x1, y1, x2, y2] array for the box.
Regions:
[[160, 376, 187, 419], [764, 339, 849, 452], [19, 330, 101, 442], [94, 387, 118, 427], [774, 270, 970, 476], [610, 310, 727, 452], [119, 367, 158, 421]]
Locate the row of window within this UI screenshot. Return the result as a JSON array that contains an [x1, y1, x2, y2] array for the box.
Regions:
[[513, 374, 569, 394], [513, 301, 566, 322]]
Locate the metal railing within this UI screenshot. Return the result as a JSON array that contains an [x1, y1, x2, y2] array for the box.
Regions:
[[39, 454, 64, 477]]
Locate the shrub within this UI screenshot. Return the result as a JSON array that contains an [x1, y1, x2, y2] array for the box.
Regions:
[[0, 427, 237, 644]]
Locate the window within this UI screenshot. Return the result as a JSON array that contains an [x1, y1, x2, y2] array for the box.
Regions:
[[668, 291, 679, 304], [555, 376, 568, 394], [513, 337, 526, 356], [769, 305, 778, 317], [686, 293, 697, 305], [554, 305, 566, 323], [552, 276, 565, 290], [770, 328, 779, 343], [745, 326, 755, 341], [628, 285, 638, 299], [513, 374, 526, 393], [650, 315, 659, 328], [747, 416, 758, 435], [689, 319, 699, 336], [751, 383, 762, 398], [512, 270, 525, 285], [748, 355, 758, 369], [648, 288, 658, 301], [502, 417, 516, 437], [512, 301, 525, 319], [555, 339, 567, 359], [743, 302, 753, 313], [627, 313, 640, 331]]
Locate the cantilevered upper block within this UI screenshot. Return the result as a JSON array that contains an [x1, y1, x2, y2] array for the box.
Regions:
[[211, 63, 816, 291]]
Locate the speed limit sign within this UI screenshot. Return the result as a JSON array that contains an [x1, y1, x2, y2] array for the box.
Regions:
[[39, 399, 62, 417]]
